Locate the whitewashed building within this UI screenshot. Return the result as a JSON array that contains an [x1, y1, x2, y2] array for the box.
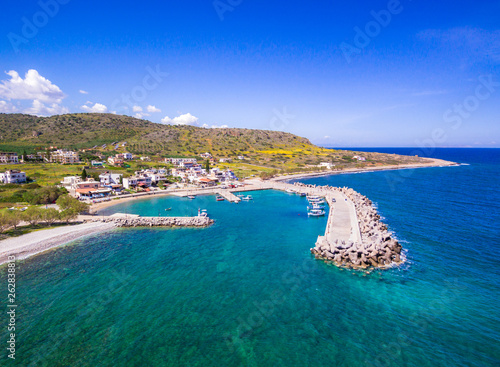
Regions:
[[0, 170, 26, 184], [0, 152, 19, 164], [99, 172, 123, 185]]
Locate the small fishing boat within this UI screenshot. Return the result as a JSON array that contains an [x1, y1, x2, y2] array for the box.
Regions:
[[314, 200, 326, 205], [242, 195, 253, 201], [236, 194, 245, 198], [307, 204, 325, 210], [308, 209, 325, 217], [187, 195, 196, 199], [285, 189, 295, 194], [216, 195, 225, 201], [198, 208, 208, 217], [298, 192, 306, 197], [165, 208, 172, 211]]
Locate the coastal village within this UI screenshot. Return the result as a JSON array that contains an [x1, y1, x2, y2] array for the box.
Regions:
[[0, 148, 365, 202], [0, 142, 446, 271]]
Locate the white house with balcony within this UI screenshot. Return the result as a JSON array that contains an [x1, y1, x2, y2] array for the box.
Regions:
[[99, 172, 123, 186], [0, 170, 26, 184]]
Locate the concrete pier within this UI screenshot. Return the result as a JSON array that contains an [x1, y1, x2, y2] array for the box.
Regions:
[[258, 180, 361, 245], [216, 190, 241, 203]]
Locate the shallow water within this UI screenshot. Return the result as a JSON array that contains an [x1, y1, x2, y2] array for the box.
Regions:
[[1, 149, 499, 366]]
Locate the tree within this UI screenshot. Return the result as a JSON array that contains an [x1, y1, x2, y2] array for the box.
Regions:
[[23, 186, 66, 205], [5, 210, 21, 230], [0, 210, 11, 233], [40, 208, 60, 226], [81, 168, 88, 180], [56, 195, 89, 214], [205, 159, 210, 172], [22, 206, 42, 226], [59, 209, 78, 224]]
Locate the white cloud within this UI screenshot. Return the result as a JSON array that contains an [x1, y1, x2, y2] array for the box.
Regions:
[[0, 69, 66, 103], [201, 123, 228, 129], [132, 105, 143, 112], [147, 105, 161, 113], [134, 112, 150, 119], [0, 100, 18, 113], [25, 100, 69, 116], [79, 89, 89, 94], [81, 103, 108, 113], [161, 112, 199, 125]]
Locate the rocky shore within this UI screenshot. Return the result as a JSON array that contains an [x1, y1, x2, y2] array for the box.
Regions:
[[293, 182, 404, 270], [87, 215, 214, 228]]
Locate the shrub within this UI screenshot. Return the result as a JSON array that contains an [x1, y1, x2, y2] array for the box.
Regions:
[[22, 186, 66, 205]]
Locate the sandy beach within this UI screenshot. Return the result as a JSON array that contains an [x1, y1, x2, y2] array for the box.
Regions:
[[0, 221, 117, 266], [270, 157, 457, 181]]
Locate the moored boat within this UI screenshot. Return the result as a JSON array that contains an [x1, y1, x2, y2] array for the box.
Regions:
[[307, 204, 325, 210], [216, 195, 225, 201], [307, 209, 325, 217]]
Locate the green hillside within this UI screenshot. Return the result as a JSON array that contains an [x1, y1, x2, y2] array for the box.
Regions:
[[0, 112, 428, 171], [0, 113, 311, 153]]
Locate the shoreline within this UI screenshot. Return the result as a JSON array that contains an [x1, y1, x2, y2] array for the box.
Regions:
[[92, 157, 457, 212], [0, 221, 117, 266], [0, 157, 456, 265], [271, 157, 457, 182]]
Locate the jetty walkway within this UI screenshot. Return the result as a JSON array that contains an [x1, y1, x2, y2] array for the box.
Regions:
[[256, 180, 362, 245], [215, 190, 241, 203]]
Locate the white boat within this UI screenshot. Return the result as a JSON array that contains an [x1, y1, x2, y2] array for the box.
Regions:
[[198, 208, 208, 217], [285, 189, 295, 194], [187, 195, 196, 199], [307, 195, 321, 200], [307, 204, 325, 210], [298, 192, 306, 197], [308, 209, 325, 217], [308, 198, 325, 205], [242, 195, 253, 201]]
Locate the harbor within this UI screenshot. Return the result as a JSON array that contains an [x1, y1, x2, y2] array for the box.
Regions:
[[89, 177, 402, 269]]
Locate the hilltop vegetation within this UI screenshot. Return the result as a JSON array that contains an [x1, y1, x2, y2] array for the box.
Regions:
[[0, 113, 312, 155], [0, 113, 427, 172]]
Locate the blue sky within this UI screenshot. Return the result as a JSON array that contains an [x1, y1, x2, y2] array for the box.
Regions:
[[0, 0, 499, 147]]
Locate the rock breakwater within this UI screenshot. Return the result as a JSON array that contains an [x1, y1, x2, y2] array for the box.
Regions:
[[88, 216, 214, 228], [292, 182, 404, 269]]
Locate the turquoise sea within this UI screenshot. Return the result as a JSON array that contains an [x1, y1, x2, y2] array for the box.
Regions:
[[1, 148, 499, 366]]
